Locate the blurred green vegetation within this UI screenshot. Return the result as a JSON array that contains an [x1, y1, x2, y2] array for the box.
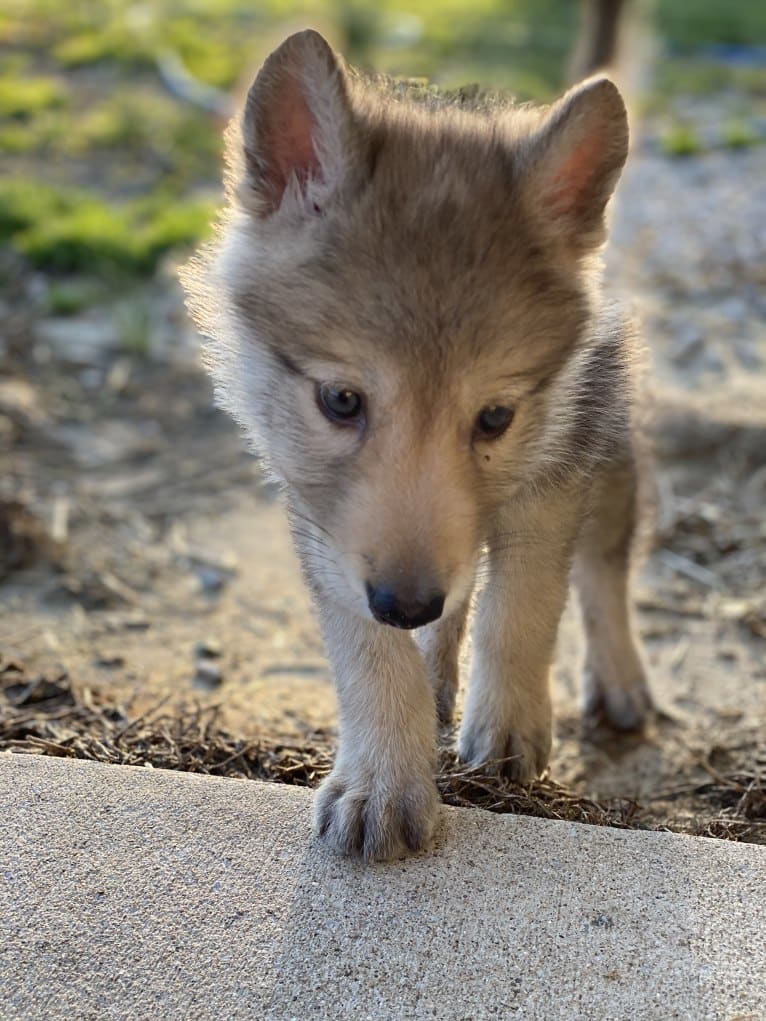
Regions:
[[655, 0, 766, 50], [0, 179, 214, 274], [0, 0, 764, 283], [659, 121, 703, 157]]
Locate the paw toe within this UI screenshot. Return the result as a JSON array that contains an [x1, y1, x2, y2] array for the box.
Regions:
[[315, 781, 366, 854], [458, 725, 550, 783], [314, 770, 438, 861]]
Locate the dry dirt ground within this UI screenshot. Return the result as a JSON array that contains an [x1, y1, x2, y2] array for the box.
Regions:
[[1, 117, 765, 842]]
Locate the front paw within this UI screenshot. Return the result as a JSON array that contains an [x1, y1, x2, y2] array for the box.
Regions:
[[458, 701, 552, 783], [314, 763, 439, 862]]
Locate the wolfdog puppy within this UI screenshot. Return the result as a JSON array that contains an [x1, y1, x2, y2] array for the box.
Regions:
[[182, 29, 651, 861]]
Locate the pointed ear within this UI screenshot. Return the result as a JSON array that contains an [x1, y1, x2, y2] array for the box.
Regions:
[[522, 77, 628, 252], [240, 30, 357, 217]]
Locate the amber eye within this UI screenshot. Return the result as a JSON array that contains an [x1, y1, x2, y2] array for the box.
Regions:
[[316, 382, 364, 424], [475, 405, 514, 440]]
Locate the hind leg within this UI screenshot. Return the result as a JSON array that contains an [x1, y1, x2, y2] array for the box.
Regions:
[[416, 594, 472, 726], [573, 452, 652, 730]]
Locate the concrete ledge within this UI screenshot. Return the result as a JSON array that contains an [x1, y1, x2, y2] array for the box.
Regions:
[[1, 753, 764, 1020]]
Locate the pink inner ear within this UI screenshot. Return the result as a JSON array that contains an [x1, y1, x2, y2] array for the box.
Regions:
[[546, 135, 603, 217], [265, 75, 320, 205]]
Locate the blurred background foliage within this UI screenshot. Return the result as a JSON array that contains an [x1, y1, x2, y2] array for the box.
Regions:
[[0, 0, 764, 287]]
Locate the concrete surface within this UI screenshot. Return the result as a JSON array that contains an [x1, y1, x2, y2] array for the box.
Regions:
[[1, 753, 764, 1021]]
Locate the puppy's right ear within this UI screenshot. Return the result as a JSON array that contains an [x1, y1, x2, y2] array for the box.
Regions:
[[239, 30, 359, 218]]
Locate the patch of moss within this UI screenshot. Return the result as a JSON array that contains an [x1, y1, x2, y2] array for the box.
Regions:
[[651, 57, 766, 107], [132, 196, 217, 271], [0, 76, 68, 120], [0, 180, 70, 237], [722, 118, 762, 149], [16, 202, 138, 273], [115, 299, 152, 358], [45, 279, 105, 315], [165, 18, 250, 89], [0, 180, 215, 277], [655, 0, 766, 50], [53, 28, 154, 69], [660, 122, 704, 158], [0, 124, 39, 153], [64, 92, 222, 184]]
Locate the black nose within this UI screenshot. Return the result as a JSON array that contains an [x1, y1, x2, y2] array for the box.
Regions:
[[366, 584, 445, 629]]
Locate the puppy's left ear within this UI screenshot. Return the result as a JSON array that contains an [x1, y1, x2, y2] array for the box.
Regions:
[[522, 77, 628, 254]]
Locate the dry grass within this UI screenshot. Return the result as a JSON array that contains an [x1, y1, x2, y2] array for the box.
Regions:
[[657, 758, 766, 843], [1, 658, 763, 842], [1, 661, 330, 786], [1, 658, 638, 827]]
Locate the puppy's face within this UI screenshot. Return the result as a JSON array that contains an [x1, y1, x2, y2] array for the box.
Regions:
[[183, 30, 628, 626]]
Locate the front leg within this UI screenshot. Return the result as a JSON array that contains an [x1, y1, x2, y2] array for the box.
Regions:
[[314, 603, 439, 861], [459, 493, 583, 781]]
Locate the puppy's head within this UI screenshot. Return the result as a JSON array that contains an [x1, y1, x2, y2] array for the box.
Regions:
[[182, 30, 629, 627]]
